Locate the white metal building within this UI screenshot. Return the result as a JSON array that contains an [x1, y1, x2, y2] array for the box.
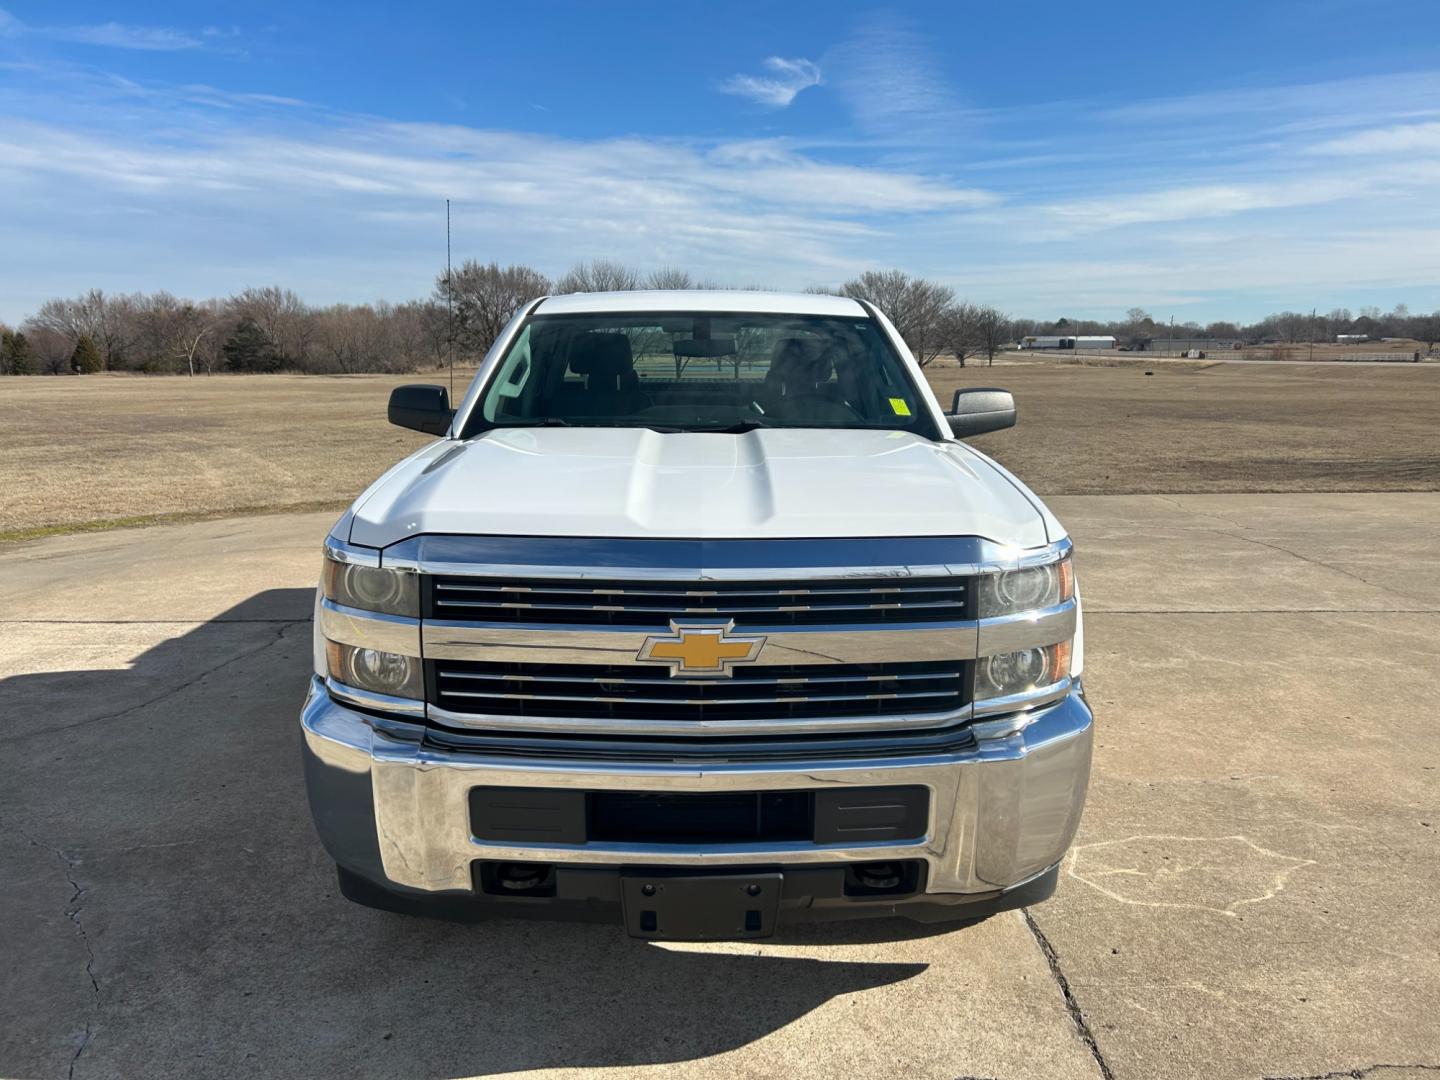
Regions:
[[1018, 335, 1116, 350]]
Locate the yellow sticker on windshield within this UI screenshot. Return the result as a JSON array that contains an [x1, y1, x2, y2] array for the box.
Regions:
[[889, 398, 912, 416]]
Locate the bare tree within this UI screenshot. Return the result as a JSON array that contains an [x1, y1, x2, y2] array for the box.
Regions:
[[28, 289, 134, 369], [117, 291, 220, 374], [435, 261, 550, 361], [228, 286, 312, 367], [839, 270, 955, 366], [1120, 307, 1155, 349], [555, 259, 642, 294], [1270, 311, 1310, 344], [943, 301, 981, 367], [173, 302, 223, 376], [310, 304, 366, 373], [645, 267, 694, 290], [1414, 312, 1440, 354], [376, 300, 433, 373], [408, 299, 452, 368], [974, 306, 1011, 366]]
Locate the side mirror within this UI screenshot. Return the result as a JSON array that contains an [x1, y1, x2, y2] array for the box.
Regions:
[[388, 384, 454, 435], [946, 387, 1016, 438]]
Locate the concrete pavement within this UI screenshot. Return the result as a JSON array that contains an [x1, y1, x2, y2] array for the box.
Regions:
[[2, 495, 1438, 1079]]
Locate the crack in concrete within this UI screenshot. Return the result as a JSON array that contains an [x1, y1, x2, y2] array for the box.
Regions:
[[1022, 909, 1115, 1080], [13, 620, 305, 742], [1264, 1066, 1440, 1079], [1148, 494, 1249, 530], [1133, 494, 1419, 604], [1224, 532, 1408, 597], [5, 819, 100, 1079]]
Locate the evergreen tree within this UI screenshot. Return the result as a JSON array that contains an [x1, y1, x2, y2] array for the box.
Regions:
[[71, 335, 103, 374], [222, 319, 280, 372], [4, 330, 36, 375]]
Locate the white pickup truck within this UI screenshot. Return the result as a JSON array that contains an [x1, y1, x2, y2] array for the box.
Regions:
[[302, 290, 1091, 939]]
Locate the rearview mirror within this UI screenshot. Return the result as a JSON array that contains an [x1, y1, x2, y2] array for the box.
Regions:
[[673, 337, 737, 358], [946, 387, 1015, 438], [389, 384, 454, 435]]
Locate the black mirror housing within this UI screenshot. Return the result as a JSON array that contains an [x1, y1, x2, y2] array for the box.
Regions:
[[389, 384, 454, 435], [946, 387, 1016, 439]]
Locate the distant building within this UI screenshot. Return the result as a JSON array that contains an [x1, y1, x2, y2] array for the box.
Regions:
[[1018, 335, 1116, 350], [1138, 338, 1242, 353], [1336, 334, 1371, 343]]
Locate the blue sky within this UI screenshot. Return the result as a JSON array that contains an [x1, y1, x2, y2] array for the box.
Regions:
[[3, 0, 1440, 323]]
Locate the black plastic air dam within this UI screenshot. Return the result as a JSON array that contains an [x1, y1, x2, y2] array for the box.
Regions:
[[334, 861, 1061, 934]]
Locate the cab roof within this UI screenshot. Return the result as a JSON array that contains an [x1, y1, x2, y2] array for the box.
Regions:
[[534, 290, 868, 318]]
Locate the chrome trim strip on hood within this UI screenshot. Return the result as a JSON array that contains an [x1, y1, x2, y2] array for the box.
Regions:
[[382, 534, 1071, 581]]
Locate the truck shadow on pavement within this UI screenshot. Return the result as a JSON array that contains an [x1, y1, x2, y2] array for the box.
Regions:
[[1, 589, 936, 1079]]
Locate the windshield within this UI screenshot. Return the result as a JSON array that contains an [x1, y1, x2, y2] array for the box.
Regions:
[[463, 311, 939, 437]]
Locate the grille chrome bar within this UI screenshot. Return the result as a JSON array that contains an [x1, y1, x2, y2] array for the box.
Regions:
[[434, 598, 959, 614], [437, 689, 959, 706], [429, 575, 968, 628], [429, 659, 969, 731], [437, 582, 963, 596], [440, 669, 961, 687]]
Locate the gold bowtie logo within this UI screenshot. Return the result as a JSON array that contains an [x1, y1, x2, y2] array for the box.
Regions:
[[636, 620, 766, 678]]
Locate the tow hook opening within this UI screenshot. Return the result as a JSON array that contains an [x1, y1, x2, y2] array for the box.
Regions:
[[479, 861, 557, 897], [844, 860, 922, 897]]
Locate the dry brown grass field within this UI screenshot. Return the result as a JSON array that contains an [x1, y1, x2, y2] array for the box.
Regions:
[[2, 361, 1438, 540]]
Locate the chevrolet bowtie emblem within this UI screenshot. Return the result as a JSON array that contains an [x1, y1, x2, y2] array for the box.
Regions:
[[635, 620, 766, 678]]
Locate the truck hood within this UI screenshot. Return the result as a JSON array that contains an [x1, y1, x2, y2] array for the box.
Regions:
[[347, 428, 1050, 549]]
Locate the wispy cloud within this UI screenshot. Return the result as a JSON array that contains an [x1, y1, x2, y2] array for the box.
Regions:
[[1307, 120, 1440, 155], [0, 114, 999, 217], [1036, 176, 1373, 233], [719, 57, 821, 108], [0, 6, 209, 51], [44, 21, 203, 51], [1097, 70, 1440, 143], [822, 14, 969, 141]]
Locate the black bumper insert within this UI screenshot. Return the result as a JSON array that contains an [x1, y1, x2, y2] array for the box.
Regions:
[[468, 785, 929, 846]]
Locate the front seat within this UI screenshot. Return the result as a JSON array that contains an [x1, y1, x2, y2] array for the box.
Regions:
[[567, 333, 649, 416], [760, 338, 821, 411], [762, 338, 853, 422]]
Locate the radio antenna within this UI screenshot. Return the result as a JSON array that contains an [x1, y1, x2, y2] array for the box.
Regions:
[[446, 198, 454, 399]]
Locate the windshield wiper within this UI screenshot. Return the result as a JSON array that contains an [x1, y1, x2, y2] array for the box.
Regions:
[[683, 420, 772, 434]]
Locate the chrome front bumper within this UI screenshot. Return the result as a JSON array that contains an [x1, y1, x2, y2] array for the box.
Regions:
[[301, 675, 1093, 899]]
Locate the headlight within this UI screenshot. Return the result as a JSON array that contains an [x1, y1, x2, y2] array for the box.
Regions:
[[975, 641, 1072, 700], [325, 641, 423, 700], [322, 559, 419, 617], [978, 556, 1074, 618]]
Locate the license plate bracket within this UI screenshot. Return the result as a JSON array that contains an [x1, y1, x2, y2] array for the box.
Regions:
[[620, 871, 782, 940]]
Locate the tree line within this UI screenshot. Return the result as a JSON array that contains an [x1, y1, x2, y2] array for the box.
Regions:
[[1022, 304, 1440, 353], [2, 260, 1437, 376]]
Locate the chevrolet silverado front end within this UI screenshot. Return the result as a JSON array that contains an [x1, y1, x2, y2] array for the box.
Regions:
[[301, 290, 1092, 939]]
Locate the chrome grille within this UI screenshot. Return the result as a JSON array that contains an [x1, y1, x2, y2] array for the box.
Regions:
[[427, 576, 969, 627], [429, 660, 969, 723]]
